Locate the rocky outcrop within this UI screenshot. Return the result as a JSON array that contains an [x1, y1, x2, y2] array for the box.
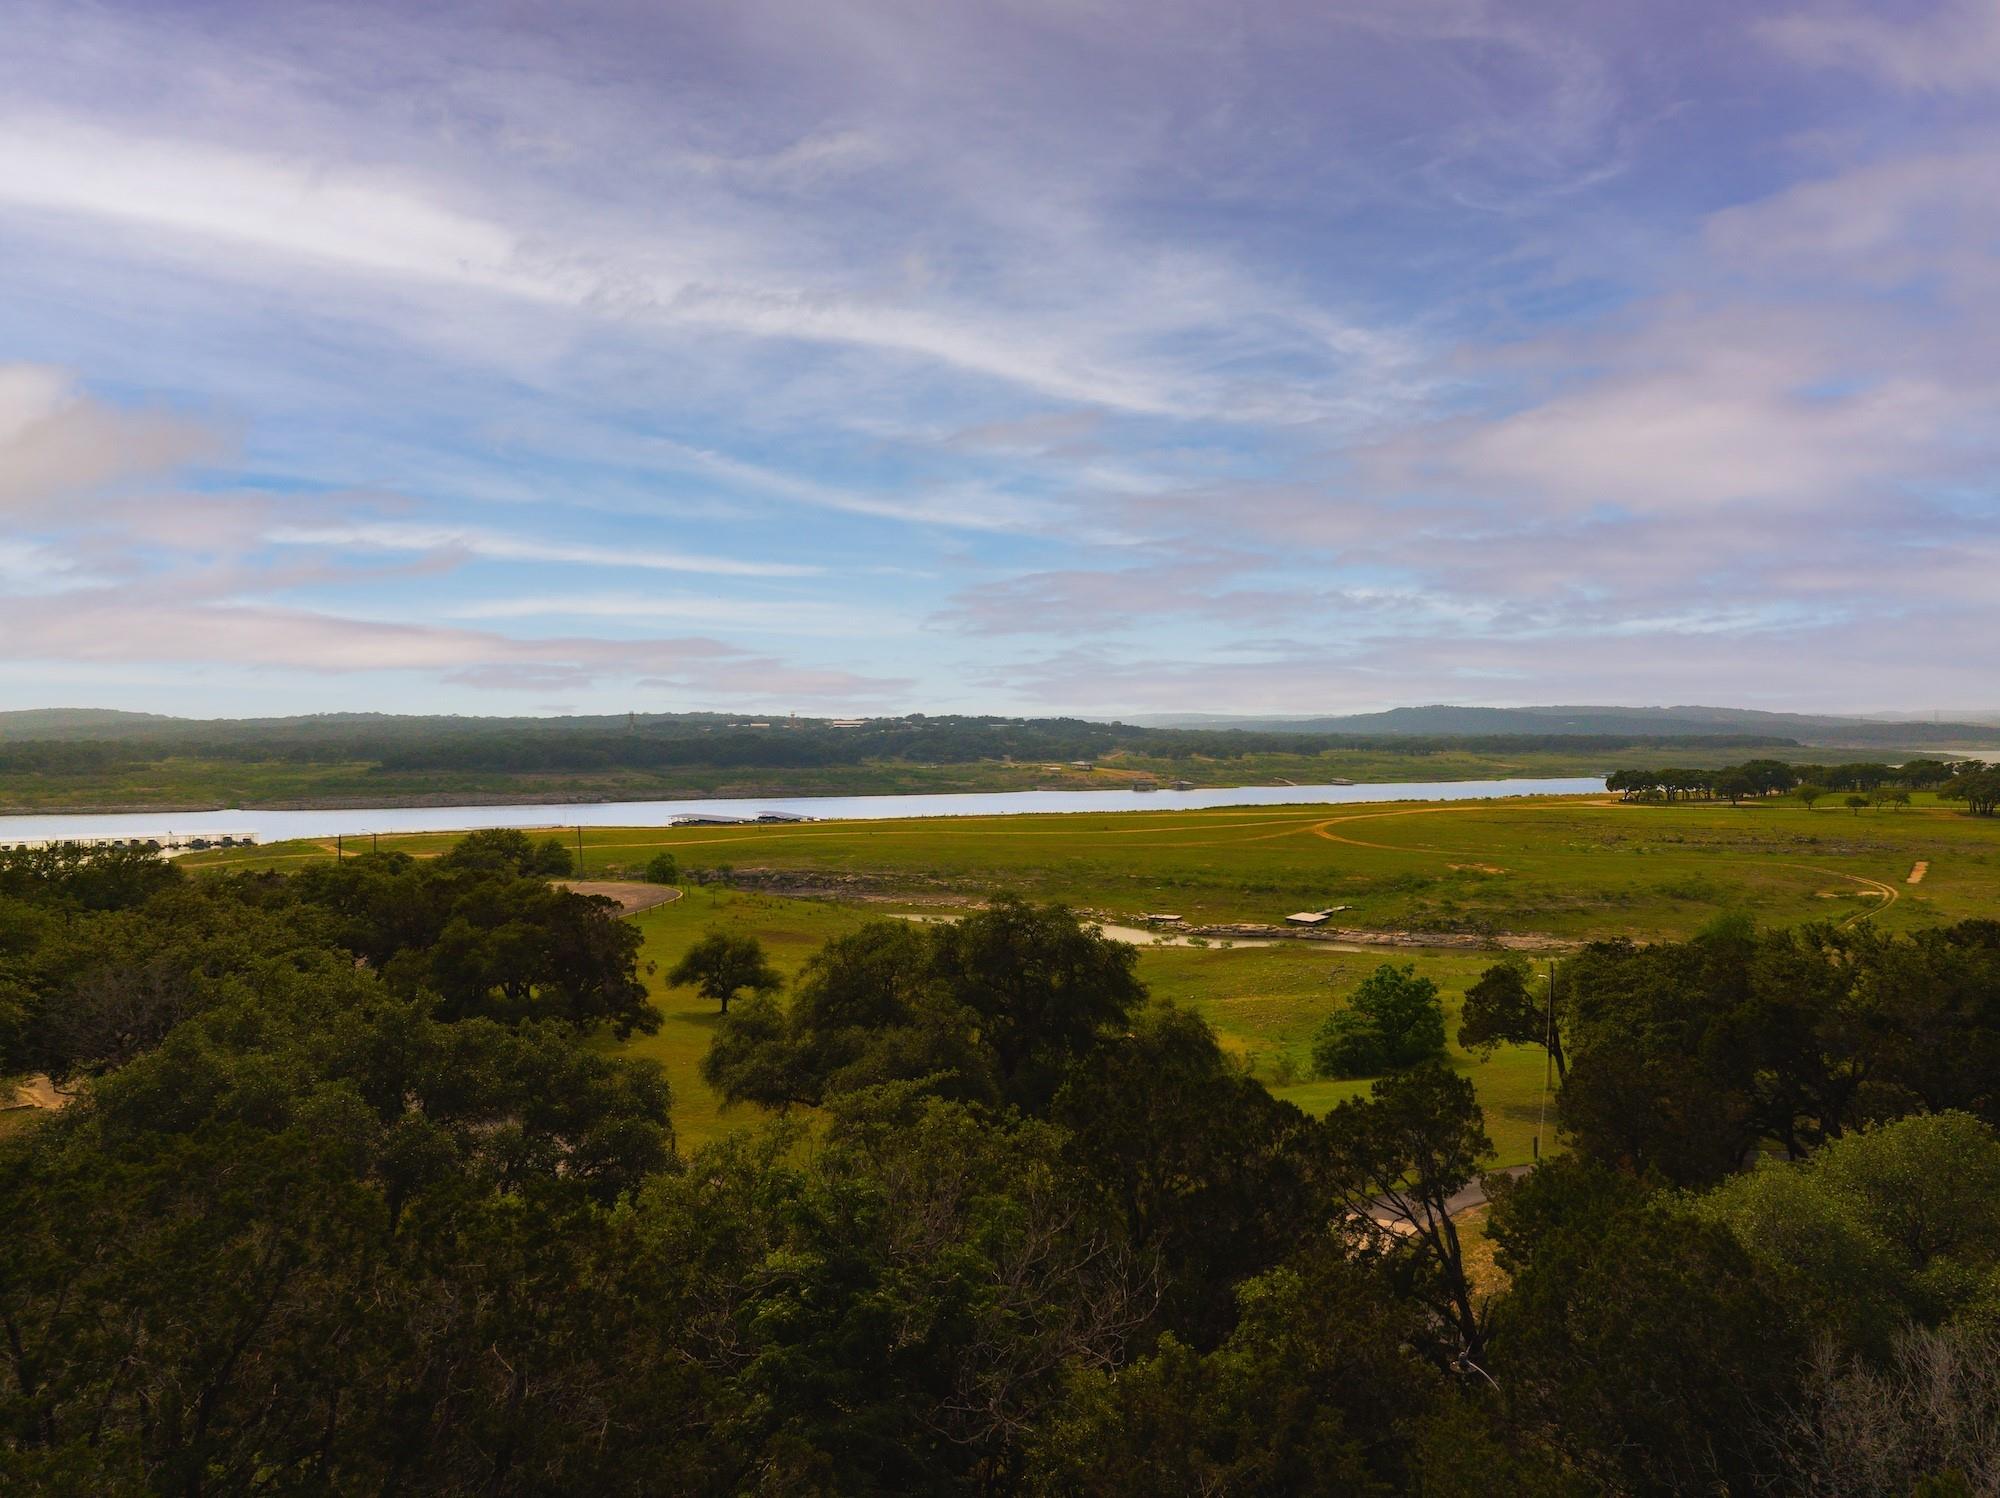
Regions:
[[1175, 921, 1570, 952]]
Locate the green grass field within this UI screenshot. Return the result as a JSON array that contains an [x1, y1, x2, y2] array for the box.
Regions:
[[181, 791, 2000, 1163], [191, 790, 2000, 939]]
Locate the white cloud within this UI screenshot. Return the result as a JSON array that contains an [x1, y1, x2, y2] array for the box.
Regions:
[[0, 120, 556, 299], [2, 0, 1998, 714]]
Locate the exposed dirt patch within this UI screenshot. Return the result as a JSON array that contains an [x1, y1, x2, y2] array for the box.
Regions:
[[4, 1074, 71, 1112], [1908, 861, 1930, 885], [1456, 1205, 1510, 1298]]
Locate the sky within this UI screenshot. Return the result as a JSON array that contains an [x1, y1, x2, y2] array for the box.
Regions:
[[3, 0, 1999, 720]]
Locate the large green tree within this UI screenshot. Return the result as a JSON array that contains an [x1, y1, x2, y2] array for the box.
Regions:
[[1312, 962, 1447, 1079], [666, 930, 782, 1015], [421, 880, 657, 1034], [1488, 1164, 1802, 1496], [1697, 1111, 2000, 1349], [1324, 1063, 1493, 1366], [1457, 957, 1565, 1081], [1052, 1002, 1329, 1345]]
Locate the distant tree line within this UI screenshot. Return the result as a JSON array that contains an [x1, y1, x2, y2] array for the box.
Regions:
[[0, 711, 1801, 777], [1607, 755, 1995, 808], [368, 725, 1800, 775]]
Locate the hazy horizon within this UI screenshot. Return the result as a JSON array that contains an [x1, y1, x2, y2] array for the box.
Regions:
[[5, 1, 1999, 718], [6, 700, 2000, 730]]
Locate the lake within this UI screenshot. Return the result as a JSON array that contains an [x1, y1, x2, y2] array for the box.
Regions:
[[0, 776, 1606, 845]]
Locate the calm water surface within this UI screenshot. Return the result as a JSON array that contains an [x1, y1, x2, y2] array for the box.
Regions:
[[0, 776, 1606, 844]]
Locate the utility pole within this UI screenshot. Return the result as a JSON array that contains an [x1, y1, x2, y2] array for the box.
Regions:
[[372, 831, 378, 853], [1534, 960, 1556, 1162], [336, 832, 343, 863], [575, 824, 585, 877]]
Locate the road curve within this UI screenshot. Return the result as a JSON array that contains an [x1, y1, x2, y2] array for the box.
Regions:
[[559, 880, 683, 915]]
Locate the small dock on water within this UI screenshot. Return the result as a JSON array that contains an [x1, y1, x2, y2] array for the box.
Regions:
[[1286, 905, 1354, 926]]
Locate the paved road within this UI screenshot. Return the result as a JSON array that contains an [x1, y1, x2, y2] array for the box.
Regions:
[[559, 881, 683, 915], [1367, 1163, 1533, 1232]]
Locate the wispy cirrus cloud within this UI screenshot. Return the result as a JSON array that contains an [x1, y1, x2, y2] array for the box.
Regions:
[[446, 593, 900, 636], [263, 522, 821, 579], [0, 586, 908, 700]]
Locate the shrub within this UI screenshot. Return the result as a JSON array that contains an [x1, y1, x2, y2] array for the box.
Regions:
[[1311, 963, 1447, 1079], [1312, 1009, 1386, 1078], [440, 826, 573, 877], [645, 851, 680, 885]]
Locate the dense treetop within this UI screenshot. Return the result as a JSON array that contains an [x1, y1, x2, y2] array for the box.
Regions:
[[6, 843, 2000, 1493]]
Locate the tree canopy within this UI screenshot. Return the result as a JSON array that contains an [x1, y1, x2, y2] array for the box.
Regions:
[[8, 845, 2000, 1493]]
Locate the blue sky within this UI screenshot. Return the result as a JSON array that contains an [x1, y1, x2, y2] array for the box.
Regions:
[[2, 0, 1998, 718]]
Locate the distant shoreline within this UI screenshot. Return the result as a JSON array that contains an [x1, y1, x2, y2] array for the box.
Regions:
[[2, 778, 1506, 818], [0, 770, 1590, 818], [0, 777, 1611, 843]]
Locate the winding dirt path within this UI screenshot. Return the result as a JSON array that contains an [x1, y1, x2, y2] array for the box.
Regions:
[[1766, 862, 1898, 928]]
